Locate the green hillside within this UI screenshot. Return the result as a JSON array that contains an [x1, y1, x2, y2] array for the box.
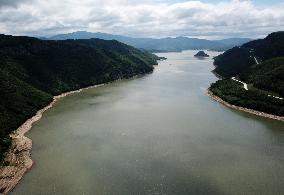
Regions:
[[213, 31, 284, 78], [0, 35, 159, 161], [210, 58, 284, 117], [213, 47, 255, 78], [240, 57, 284, 97], [210, 79, 284, 117], [210, 32, 284, 117]]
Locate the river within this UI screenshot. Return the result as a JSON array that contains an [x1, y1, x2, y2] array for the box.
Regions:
[[13, 50, 284, 195]]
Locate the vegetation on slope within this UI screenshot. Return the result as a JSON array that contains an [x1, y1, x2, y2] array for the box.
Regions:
[[0, 69, 52, 158], [213, 47, 255, 78], [210, 32, 284, 117], [0, 34, 159, 161], [243, 32, 284, 61], [213, 31, 284, 78], [239, 57, 284, 97], [210, 79, 284, 116]]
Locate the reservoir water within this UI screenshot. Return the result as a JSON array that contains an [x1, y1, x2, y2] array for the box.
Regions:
[[13, 51, 284, 195]]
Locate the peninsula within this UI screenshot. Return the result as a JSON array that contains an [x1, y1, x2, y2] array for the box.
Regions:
[[209, 31, 284, 120]]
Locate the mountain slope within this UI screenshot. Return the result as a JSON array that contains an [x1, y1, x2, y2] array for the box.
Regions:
[[213, 31, 284, 78], [209, 32, 284, 118], [213, 47, 255, 78], [240, 57, 284, 97], [0, 34, 159, 161], [48, 31, 251, 52]]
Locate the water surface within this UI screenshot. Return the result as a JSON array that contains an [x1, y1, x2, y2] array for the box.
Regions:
[[13, 51, 284, 195]]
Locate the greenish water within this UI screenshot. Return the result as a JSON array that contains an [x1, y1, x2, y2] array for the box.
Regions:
[[13, 51, 284, 195]]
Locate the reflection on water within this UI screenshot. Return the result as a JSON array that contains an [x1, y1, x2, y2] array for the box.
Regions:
[[13, 50, 284, 195]]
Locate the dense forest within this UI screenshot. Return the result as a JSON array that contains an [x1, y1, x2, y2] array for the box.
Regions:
[[240, 58, 284, 97], [210, 79, 284, 116], [210, 32, 284, 117], [0, 35, 160, 161], [213, 47, 255, 78], [213, 31, 284, 78]]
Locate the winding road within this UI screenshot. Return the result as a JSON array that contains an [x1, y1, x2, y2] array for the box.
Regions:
[[231, 77, 283, 100], [230, 55, 283, 100], [232, 77, 248, 90], [254, 57, 259, 64]]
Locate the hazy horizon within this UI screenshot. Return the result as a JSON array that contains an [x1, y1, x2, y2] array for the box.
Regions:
[[1, 30, 258, 41], [46, 30, 258, 40]]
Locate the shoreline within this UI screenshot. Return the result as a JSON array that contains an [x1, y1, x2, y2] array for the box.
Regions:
[[0, 81, 109, 195], [1, 79, 282, 194], [207, 90, 284, 122]]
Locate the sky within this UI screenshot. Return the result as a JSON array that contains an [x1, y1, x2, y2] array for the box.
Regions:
[[0, 0, 283, 39]]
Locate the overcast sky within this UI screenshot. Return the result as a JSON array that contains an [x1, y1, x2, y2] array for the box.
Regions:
[[0, 0, 283, 39]]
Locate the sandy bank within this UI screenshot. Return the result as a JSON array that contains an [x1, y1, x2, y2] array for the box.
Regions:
[[0, 83, 105, 195], [207, 90, 284, 122]]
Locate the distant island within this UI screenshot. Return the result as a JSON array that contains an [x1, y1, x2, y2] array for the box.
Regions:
[[208, 31, 284, 121], [158, 56, 167, 60], [194, 51, 210, 57]]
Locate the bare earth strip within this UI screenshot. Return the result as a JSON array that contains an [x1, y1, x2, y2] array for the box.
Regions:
[[0, 83, 105, 195], [207, 90, 284, 122]]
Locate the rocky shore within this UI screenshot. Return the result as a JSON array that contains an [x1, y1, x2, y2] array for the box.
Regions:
[[207, 90, 284, 122], [0, 84, 105, 195]]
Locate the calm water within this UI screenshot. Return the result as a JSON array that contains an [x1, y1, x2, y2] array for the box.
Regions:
[[13, 51, 284, 195]]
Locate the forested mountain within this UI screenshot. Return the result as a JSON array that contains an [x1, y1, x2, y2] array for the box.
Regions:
[[48, 31, 251, 52], [0, 34, 159, 160], [213, 47, 255, 78], [213, 31, 284, 78], [210, 32, 284, 117], [210, 57, 284, 116]]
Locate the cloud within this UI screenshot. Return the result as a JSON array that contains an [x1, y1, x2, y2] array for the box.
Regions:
[[0, 0, 283, 39], [0, 0, 32, 8]]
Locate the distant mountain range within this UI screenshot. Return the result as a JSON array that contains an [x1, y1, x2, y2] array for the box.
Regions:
[[46, 31, 251, 52]]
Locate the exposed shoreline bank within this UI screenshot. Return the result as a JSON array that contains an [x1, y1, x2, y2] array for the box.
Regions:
[[207, 90, 284, 122], [0, 77, 121, 194]]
